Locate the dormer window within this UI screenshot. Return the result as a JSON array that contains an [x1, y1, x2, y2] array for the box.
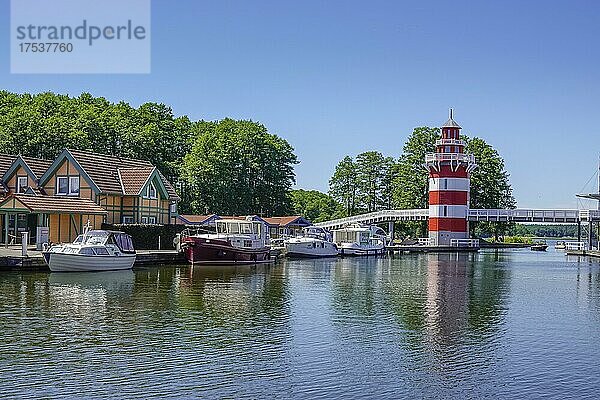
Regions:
[[57, 176, 80, 196], [145, 182, 157, 199], [70, 176, 80, 195], [17, 176, 28, 193]]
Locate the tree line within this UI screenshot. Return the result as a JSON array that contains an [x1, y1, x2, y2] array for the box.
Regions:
[[294, 126, 516, 238], [0, 91, 297, 216], [0, 91, 516, 232]]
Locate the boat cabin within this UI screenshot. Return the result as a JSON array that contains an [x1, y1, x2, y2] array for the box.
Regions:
[[73, 230, 135, 254], [302, 226, 332, 241], [216, 219, 266, 238], [333, 225, 386, 246]]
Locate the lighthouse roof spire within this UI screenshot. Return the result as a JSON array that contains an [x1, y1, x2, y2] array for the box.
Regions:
[[442, 108, 461, 129]]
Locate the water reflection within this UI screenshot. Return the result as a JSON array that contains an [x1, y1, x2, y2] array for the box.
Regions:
[[1, 252, 600, 398]]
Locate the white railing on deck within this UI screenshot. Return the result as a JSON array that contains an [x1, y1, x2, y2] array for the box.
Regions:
[[565, 242, 587, 251], [425, 153, 476, 164], [450, 239, 480, 248], [435, 139, 466, 147], [418, 238, 434, 246]]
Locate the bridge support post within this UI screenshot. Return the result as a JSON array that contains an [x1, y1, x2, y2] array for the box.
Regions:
[[388, 221, 394, 245], [578, 220, 581, 243]]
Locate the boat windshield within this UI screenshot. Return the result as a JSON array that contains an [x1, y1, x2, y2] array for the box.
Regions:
[[72, 230, 134, 251], [114, 233, 135, 252], [73, 233, 108, 245], [216, 221, 262, 237]]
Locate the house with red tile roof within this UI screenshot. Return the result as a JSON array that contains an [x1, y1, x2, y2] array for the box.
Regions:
[[262, 216, 312, 238], [0, 149, 180, 245]]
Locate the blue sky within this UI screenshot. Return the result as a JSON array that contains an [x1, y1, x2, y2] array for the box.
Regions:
[[1, 0, 599, 209]]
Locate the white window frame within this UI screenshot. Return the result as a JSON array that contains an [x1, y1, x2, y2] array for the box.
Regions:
[[57, 177, 69, 195], [141, 216, 148, 224], [148, 216, 157, 224], [56, 176, 80, 196], [69, 176, 80, 195], [17, 176, 28, 193], [122, 216, 134, 224], [145, 182, 157, 199]]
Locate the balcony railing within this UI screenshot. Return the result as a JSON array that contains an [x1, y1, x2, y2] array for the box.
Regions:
[[435, 139, 466, 147], [425, 153, 476, 164]]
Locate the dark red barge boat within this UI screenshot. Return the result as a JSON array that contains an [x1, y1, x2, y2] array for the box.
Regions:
[[179, 218, 272, 265]]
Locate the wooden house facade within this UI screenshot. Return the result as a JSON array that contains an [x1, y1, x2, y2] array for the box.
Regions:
[[0, 149, 179, 245]]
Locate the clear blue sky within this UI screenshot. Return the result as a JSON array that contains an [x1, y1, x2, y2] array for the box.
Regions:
[[1, 0, 599, 209]]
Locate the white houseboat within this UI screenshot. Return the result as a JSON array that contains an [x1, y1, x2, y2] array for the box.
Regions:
[[333, 224, 386, 256], [284, 226, 339, 258]]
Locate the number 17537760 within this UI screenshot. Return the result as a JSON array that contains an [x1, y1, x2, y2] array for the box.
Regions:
[[18, 42, 73, 52]]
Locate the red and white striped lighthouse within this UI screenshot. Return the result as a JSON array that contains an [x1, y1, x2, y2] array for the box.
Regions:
[[424, 110, 477, 246]]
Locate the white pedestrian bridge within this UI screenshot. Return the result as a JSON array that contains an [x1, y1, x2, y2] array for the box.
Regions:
[[314, 208, 600, 230]]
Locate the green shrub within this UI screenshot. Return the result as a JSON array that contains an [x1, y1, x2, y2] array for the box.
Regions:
[[102, 223, 187, 250], [502, 236, 534, 244]]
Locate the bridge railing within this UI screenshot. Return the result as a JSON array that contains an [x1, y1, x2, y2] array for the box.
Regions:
[[468, 209, 580, 221], [580, 210, 600, 221], [314, 209, 429, 228]]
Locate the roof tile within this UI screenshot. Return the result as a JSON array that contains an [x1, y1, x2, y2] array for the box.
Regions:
[[4, 194, 107, 214]]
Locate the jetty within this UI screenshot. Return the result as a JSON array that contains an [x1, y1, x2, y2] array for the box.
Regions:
[[0, 246, 186, 271]]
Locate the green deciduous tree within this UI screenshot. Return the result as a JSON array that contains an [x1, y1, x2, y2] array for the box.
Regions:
[[329, 152, 396, 216], [181, 119, 298, 216], [465, 137, 516, 238], [329, 156, 359, 216], [290, 189, 344, 223], [393, 127, 439, 209], [0, 90, 299, 216]]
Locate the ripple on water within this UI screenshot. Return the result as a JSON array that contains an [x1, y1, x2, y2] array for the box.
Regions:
[[1, 253, 600, 398]]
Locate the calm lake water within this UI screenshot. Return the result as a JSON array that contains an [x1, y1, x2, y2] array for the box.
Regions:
[[1, 249, 600, 399]]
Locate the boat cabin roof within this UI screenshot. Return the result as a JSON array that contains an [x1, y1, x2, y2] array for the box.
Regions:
[[76, 230, 135, 252]]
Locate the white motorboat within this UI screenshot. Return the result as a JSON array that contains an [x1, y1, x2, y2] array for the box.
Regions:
[[284, 226, 339, 258], [43, 230, 136, 272], [333, 224, 386, 256]]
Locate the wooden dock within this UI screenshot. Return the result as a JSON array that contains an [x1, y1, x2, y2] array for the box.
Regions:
[[387, 245, 480, 253], [0, 246, 186, 271], [566, 249, 600, 258]]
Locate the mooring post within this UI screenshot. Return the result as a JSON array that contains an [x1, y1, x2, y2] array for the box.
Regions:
[[21, 232, 28, 257], [578, 220, 582, 243], [589, 220, 593, 250]]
